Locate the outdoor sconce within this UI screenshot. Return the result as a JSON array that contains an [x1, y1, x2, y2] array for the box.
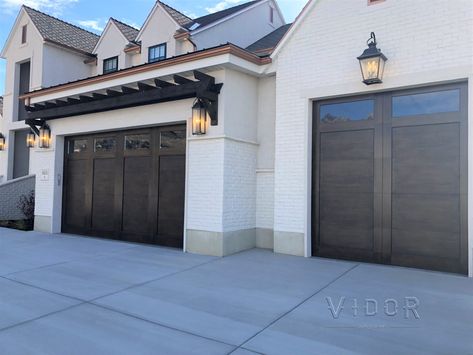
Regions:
[[0, 133, 5, 151], [26, 130, 36, 148], [357, 32, 388, 85], [38, 124, 51, 149], [192, 98, 209, 135]]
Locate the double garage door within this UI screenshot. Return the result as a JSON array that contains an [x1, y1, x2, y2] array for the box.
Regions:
[[313, 83, 468, 274], [62, 125, 186, 248]]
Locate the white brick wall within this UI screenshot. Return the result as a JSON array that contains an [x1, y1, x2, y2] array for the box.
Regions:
[[29, 149, 55, 217], [186, 138, 225, 232], [222, 139, 257, 232], [256, 171, 274, 229], [274, 0, 473, 246]]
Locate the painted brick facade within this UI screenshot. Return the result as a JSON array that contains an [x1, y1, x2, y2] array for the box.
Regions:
[[186, 138, 225, 232], [222, 139, 257, 232], [273, 0, 473, 262], [256, 171, 274, 230]]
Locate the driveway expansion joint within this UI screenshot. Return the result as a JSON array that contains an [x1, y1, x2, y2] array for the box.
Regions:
[[230, 263, 360, 354]]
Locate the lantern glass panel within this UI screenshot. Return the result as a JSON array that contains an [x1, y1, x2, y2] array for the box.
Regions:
[[192, 101, 208, 135], [26, 132, 35, 148], [39, 127, 50, 149], [0, 135, 5, 151], [360, 56, 381, 82]]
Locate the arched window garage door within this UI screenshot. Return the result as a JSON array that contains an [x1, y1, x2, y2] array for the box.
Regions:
[[62, 125, 186, 248], [312, 83, 468, 274]]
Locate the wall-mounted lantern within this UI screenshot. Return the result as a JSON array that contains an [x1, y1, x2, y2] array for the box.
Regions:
[[357, 32, 388, 85], [192, 98, 208, 135], [26, 130, 36, 148], [0, 133, 5, 151], [38, 124, 51, 149]]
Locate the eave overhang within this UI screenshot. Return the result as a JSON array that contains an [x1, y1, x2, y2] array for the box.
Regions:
[[21, 44, 270, 103], [25, 70, 223, 132]]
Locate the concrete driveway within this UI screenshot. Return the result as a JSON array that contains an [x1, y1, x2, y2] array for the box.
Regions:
[[0, 228, 472, 355]]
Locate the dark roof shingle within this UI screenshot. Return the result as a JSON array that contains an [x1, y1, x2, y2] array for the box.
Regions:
[[111, 18, 139, 42], [23, 6, 99, 54], [192, 0, 261, 29], [246, 23, 291, 57], [159, 1, 194, 28]]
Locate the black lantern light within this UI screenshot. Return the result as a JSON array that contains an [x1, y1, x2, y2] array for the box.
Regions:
[[38, 124, 51, 149], [357, 32, 388, 85], [26, 130, 36, 148], [0, 133, 5, 151], [192, 98, 208, 135]]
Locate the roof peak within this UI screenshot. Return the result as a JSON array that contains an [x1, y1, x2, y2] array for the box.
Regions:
[[110, 17, 140, 31], [22, 5, 100, 38]]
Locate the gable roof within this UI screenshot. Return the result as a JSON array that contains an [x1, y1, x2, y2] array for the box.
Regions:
[[246, 23, 291, 57], [111, 18, 139, 42], [190, 0, 262, 29], [159, 1, 193, 28], [271, 0, 315, 58], [23, 6, 99, 55]]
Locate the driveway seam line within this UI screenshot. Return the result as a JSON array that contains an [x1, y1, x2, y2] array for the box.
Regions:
[[1, 261, 71, 277], [229, 263, 360, 354], [88, 256, 221, 303], [0, 275, 86, 302], [86, 302, 238, 349], [0, 303, 86, 333]]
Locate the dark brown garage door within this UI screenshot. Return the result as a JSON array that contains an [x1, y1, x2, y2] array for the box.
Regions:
[[62, 125, 186, 248], [312, 83, 468, 274]]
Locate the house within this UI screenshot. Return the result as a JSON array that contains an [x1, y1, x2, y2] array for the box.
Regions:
[[0, 0, 472, 277]]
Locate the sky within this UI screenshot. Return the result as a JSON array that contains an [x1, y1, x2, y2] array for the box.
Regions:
[[0, 0, 307, 95]]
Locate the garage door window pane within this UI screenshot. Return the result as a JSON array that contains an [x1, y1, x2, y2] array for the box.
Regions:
[[69, 139, 87, 154], [125, 134, 151, 151], [320, 100, 374, 123], [95, 138, 116, 152], [393, 90, 460, 117], [160, 130, 186, 150]]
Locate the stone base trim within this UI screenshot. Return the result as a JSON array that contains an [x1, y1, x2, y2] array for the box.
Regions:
[[256, 228, 274, 249], [186, 228, 257, 257], [34, 215, 52, 233], [274, 231, 305, 256]]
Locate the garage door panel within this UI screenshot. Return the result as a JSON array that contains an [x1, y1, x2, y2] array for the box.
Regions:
[[392, 194, 460, 235], [320, 191, 374, 229], [122, 157, 152, 235], [64, 160, 88, 229], [313, 84, 467, 274], [392, 124, 460, 194], [320, 131, 375, 193], [392, 228, 460, 260], [320, 224, 373, 250], [157, 155, 185, 248], [91, 158, 116, 232], [63, 126, 186, 248]]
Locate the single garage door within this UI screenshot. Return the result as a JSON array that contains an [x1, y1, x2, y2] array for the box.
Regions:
[[312, 83, 468, 274], [62, 125, 186, 248]]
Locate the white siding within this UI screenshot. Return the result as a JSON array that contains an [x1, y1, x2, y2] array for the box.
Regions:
[[137, 5, 180, 64], [192, 1, 284, 50], [42, 44, 92, 87], [94, 23, 129, 74], [0, 11, 44, 181]]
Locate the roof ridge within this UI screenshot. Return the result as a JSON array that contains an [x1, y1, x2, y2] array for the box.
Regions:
[[110, 17, 140, 31], [23, 5, 100, 38], [158, 1, 193, 21], [193, 0, 262, 26]]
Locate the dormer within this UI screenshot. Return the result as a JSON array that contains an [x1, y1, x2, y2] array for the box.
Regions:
[[92, 18, 140, 75], [135, 2, 195, 65]]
